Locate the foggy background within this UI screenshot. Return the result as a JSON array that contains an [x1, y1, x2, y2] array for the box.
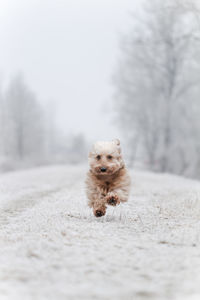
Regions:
[[0, 0, 200, 179]]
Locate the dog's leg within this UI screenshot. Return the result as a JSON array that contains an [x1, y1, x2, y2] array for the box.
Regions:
[[106, 192, 120, 206], [106, 172, 131, 206], [106, 188, 129, 206], [87, 186, 107, 217], [93, 201, 107, 217]]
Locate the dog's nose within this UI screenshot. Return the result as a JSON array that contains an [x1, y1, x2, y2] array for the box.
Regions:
[[101, 167, 107, 173]]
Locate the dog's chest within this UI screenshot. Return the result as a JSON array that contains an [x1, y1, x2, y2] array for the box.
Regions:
[[96, 174, 120, 194], [101, 180, 115, 193]]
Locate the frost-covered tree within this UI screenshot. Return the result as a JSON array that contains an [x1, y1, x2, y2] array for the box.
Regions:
[[67, 133, 87, 163], [4, 75, 45, 163], [113, 0, 200, 177], [0, 74, 88, 171]]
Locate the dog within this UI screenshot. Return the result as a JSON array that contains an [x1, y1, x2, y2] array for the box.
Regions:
[[85, 139, 131, 217]]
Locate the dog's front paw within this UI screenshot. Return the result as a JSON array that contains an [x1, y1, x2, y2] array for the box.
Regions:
[[93, 205, 106, 218], [106, 193, 120, 206]]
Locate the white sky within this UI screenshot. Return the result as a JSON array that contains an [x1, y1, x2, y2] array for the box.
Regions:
[[0, 0, 139, 142]]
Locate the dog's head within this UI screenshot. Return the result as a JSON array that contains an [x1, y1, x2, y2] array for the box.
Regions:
[[89, 139, 124, 176]]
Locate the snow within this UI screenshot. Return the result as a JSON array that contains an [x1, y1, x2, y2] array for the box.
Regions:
[[1, 165, 200, 300]]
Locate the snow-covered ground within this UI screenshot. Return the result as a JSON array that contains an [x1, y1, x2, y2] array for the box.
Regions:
[[1, 165, 200, 300]]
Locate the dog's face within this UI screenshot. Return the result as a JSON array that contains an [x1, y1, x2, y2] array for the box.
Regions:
[[89, 139, 124, 176]]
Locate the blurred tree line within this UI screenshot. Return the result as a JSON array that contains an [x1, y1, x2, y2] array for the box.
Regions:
[[114, 0, 200, 178], [0, 75, 87, 171]]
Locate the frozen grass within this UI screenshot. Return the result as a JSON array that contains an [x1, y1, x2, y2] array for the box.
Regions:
[[1, 165, 200, 299]]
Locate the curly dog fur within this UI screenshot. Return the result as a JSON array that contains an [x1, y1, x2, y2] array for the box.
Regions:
[[85, 139, 131, 217]]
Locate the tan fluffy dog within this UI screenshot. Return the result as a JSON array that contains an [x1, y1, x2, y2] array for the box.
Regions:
[[85, 139, 131, 217]]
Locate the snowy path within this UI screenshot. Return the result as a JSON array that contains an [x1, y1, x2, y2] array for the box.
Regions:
[[1, 165, 200, 300]]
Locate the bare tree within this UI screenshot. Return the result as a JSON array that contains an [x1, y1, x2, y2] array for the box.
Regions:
[[113, 0, 200, 176], [67, 133, 87, 163], [0, 74, 88, 171], [5, 75, 45, 163]]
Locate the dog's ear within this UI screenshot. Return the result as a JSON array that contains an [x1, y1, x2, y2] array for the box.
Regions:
[[112, 139, 121, 154], [112, 139, 120, 146]]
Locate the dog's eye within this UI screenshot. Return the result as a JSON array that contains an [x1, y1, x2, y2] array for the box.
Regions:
[[107, 155, 112, 160], [96, 155, 101, 160]]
